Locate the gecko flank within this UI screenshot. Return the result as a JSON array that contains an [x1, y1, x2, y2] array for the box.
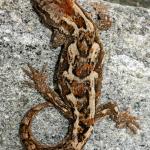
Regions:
[[20, 0, 140, 150]]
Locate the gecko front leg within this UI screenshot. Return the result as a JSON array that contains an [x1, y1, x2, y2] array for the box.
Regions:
[[91, 2, 112, 31]]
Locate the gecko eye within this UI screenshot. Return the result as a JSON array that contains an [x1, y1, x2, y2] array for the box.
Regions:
[[97, 14, 101, 20]]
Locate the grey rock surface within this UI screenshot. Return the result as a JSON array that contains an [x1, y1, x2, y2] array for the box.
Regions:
[[104, 0, 150, 8], [0, 0, 150, 149]]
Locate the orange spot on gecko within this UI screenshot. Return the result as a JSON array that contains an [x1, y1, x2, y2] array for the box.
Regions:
[[75, 64, 93, 78], [57, 0, 74, 16], [81, 118, 95, 126], [86, 118, 95, 125], [71, 81, 87, 98]]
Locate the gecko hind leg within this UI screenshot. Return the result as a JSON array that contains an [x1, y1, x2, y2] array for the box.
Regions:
[[95, 101, 140, 134], [22, 64, 73, 120]]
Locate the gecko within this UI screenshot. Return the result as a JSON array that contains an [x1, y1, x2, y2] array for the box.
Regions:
[[20, 0, 140, 150]]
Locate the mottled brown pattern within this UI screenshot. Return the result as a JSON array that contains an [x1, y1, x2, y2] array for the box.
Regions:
[[74, 63, 93, 78], [20, 0, 140, 150], [56, 0, 74, 16], [71, 81, 88, 98], [73, 15, 87, 29]]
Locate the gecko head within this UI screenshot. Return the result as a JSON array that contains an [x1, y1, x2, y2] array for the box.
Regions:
[[31, 0, 75, 26]]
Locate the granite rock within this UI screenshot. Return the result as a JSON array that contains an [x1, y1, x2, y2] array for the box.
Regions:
[[0, 0, 150, 149]]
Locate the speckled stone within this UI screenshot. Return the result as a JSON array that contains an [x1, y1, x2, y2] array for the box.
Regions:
[[104, 0, 150, 8], [0, 0, 150, 150]]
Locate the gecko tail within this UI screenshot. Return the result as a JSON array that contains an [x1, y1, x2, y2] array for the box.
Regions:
[[20, 102, 74, 150]]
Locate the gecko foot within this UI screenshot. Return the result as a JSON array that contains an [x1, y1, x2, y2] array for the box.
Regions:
[[114, 109, 140, 134], [22, 63, 49, 94], [90, 2, 112, 31], [95, 101, 140, 134]]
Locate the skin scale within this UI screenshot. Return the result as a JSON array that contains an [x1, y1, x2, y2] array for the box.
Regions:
[[20, 0, 140, 150]]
